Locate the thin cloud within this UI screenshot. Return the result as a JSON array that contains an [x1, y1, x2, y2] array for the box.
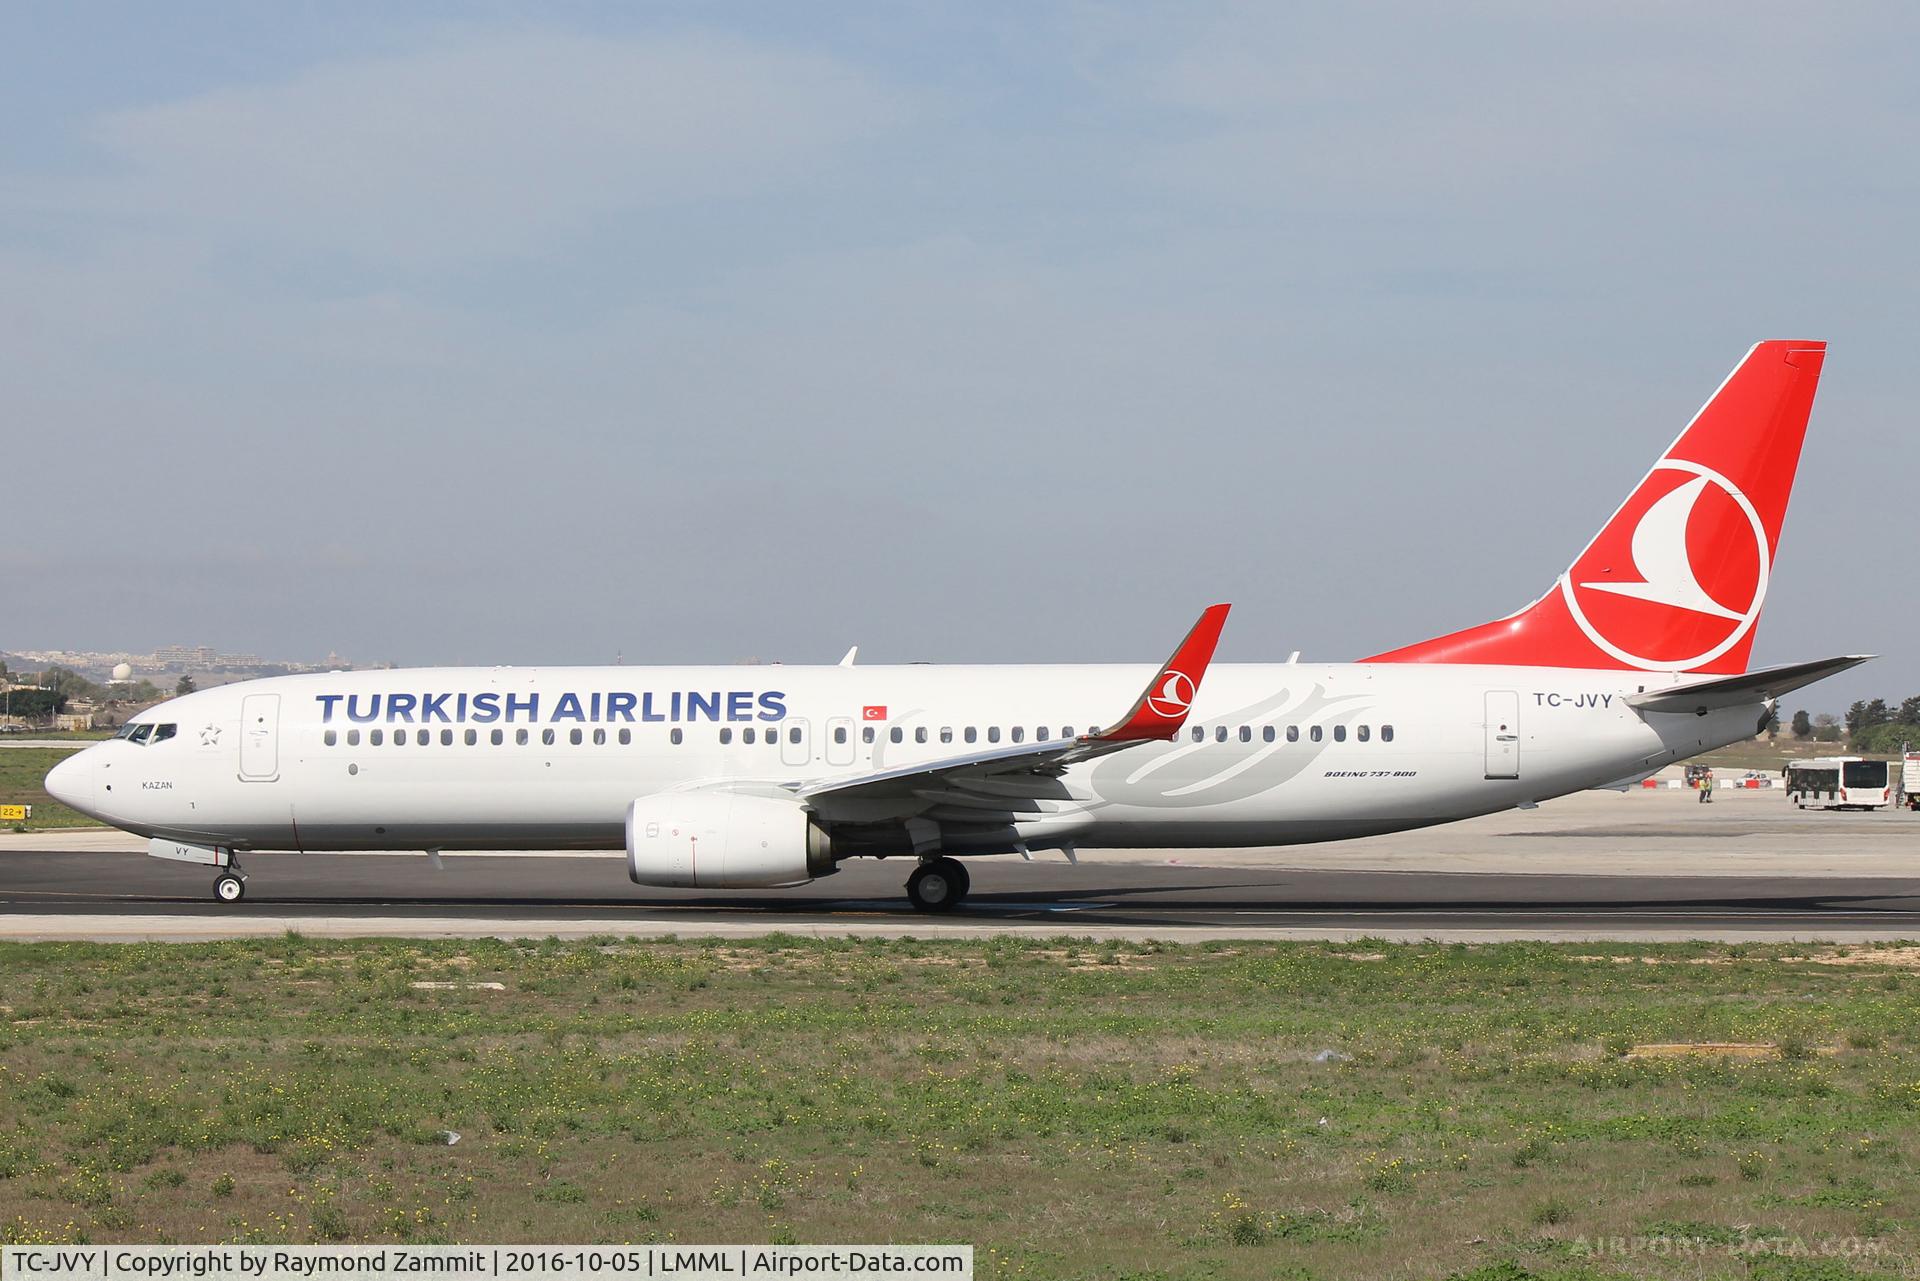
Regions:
[[64, 28, 904, 263]]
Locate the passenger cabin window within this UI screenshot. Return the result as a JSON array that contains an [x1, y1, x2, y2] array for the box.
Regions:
[[965, 728, 978, 744], [440, 729, 453, 746], [940, 727, 953, 744], [916, 727, 928, 744], [862, 727, 875, 744], [618, 728, 631, 745], [569, 728, 583, 746], [1215, 726, 1228, 743], [593, 727, 606, 746], [1062, 726, 1075, 739], [1357, 725, 1370, 742], [1382, 725, 1395, 742], [465, 729, 477, 746], [987, 727, 1001, 743], [491, 729, 504, 746], [1011, 727, 1025, 744], [720, 728, 733, 745], [516, 728, 529, 746], [788, 727, 801, 744], [1333, 725, 1346, 742], [1310, 726, 1323, 742], [670, 728, 683, 745], [542, 729, 556, 746], [416, 729, 429, 746], [1191, 726, 1204, 742], [1287, 725, 1299, 742], [1239, 726, 1252, 742], [1262, 726, 1275, 743], [324, 729, 338, 747], [890, 727, 904, 744], [744, 728, 757, 744], [347, 729, 361, 746], [370, 729, 384, 746], [832, 726, 846, 745]]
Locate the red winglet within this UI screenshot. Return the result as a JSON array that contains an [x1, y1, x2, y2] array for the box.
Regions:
[[1094, 604, 1231, 742]]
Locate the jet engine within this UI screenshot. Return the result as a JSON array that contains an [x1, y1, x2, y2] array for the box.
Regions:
[[626, 792, 836, 889]]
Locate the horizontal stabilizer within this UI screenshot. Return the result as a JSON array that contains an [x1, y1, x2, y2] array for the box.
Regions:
[[1626, 655, 1872, 714]]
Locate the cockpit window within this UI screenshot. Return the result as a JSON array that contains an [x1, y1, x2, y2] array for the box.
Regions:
[[150, 723, 177, 743], [128, 724, 154, 744]]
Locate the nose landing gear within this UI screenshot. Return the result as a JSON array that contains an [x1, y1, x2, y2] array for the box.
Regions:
[[905, 856, 969, 912], [212, 854, 246, 903]]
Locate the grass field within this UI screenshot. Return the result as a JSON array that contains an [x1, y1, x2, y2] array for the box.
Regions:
[[1693, 737, 1891, 773], [0, 747, 92, 831], [1, 938, 1918, 1278]]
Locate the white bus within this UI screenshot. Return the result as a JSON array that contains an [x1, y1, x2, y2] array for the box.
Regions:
[[1784, 757, 1896, 810]]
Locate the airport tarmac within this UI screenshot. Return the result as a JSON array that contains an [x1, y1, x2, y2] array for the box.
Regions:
[[2, 789, 1916, 942]]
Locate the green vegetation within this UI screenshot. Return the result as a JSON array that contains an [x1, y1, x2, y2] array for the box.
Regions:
[[1, 937, 1918, 1279], [1772, 697, 1920, 756], [1693, 735, 1847, 771], [0, 746, 93, 830]]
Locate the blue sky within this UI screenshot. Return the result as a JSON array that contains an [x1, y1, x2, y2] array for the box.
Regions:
[[3, 3, 1915, 709]]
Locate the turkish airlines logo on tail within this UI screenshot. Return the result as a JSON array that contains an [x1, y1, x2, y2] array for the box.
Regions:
[[1578, 475, 1746, 620], [1560, 460, 1770, 671], [1144, 670, 1196, 719]]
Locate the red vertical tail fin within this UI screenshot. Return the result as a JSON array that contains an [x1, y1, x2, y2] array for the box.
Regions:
[[1365, 340, 1826, 675]]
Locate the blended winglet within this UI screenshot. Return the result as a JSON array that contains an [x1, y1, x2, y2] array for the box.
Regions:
[[1093, 604, 1231, 743]]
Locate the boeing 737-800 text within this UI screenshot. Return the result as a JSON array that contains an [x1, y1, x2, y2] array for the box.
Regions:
[[47, 341, 1864, 910]]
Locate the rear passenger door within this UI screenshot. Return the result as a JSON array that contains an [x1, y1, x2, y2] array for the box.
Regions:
[[1483, 690, 1520, 780]]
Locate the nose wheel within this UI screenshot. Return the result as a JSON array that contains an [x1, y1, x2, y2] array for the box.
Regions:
[[213, 868, 246, 903], [906, 856, 969, 912]]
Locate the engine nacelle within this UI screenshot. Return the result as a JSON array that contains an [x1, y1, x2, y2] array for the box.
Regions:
[[626, 792, 836, 889]]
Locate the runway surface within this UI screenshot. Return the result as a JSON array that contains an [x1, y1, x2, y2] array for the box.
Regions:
[[4, 790, 1916, 942], [5, 847, 1920, 943]]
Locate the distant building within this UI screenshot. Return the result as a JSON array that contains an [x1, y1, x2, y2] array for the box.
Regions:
[[153, 645, 219, 667]]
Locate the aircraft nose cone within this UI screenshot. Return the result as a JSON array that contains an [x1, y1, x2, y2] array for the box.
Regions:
[[44, 751, 92, 813]]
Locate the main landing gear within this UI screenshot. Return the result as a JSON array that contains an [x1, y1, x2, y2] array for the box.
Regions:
[[212, 855, 246, 903], [906, 856, 970, 913]]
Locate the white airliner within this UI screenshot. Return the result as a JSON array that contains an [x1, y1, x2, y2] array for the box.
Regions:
[[47, 341, 1864, 910]]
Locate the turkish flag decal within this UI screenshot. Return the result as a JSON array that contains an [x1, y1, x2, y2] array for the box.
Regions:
[[862, 705, 888, 721]]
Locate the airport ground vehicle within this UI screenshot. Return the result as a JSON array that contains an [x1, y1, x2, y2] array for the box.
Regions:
[[45, 341, 1868, 909], [1904, 751, 1920, 810], [1785, 757, 1897, 810]]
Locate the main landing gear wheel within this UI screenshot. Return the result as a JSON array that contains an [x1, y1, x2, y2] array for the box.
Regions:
[[906, 856, 969, 913], [213, 872, 246, 903]]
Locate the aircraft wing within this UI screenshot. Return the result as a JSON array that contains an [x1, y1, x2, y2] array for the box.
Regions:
[[1626, 655, 1873, 714], [792, 604, 1230, 805]]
